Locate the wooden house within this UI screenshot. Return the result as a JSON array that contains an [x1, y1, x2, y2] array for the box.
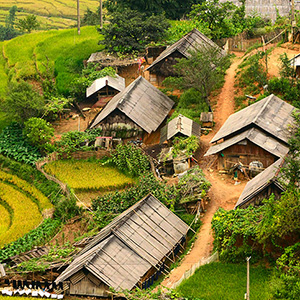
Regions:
[[289, 53, 300, 77], [146, 28, 225, 85], [160, 114, 201, 144], [235, 157, 286, 209], [200, 112, 214, 128], [88, 76, 174, 141], [205, 94, 295, 171], [55, 194, 189, 297], [86, 75, 125, 107]]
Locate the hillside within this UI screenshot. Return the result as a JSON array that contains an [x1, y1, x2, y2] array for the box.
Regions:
[[0, 0, 99, 29]]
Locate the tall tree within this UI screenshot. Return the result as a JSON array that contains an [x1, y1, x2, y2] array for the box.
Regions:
[[163, 47, 229, 107]]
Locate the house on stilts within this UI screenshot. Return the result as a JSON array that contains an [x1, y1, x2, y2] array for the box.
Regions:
[[55, 194, 189, 297]]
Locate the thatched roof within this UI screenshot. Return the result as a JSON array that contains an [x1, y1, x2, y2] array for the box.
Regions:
[[146, 28, 225, 72], [55, 194, 189, 291], [160, 114, 201, 144], [235, 157, 286, 209], [210, 94, 296, 144], [86, 75, 125, 98], [88, 76, 174, 133], [205, 127, 289, 158]]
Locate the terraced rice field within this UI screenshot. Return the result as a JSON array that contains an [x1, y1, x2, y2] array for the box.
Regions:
[[0, 0, 99, 29], [0, 182, 42, 247], [0, 171, 53, 247], [44, 160, 136, 191]]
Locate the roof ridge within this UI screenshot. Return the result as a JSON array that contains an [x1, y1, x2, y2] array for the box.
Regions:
[[253, 94, 274, 124], [117, 76, 142, 107]]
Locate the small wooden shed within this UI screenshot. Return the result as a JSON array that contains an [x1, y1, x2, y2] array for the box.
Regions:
[[160, 114, 201, 144], [200, 112, 214, 128], [235, 157, 286, 209], [55, 194, 189, 297], [88, 76, 174, 141], [205, 94, 295, 171], [146, 28, 225, 85], [86, 75, 125, 107]]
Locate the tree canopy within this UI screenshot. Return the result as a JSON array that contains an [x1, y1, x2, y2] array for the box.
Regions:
[[99, 8, 170, 54], [105, 0, 204, 19]]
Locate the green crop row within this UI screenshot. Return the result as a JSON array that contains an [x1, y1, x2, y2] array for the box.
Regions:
[[0, 218, 61, 262], [0, 170, 53, 211], [0, 182, 42, 248]]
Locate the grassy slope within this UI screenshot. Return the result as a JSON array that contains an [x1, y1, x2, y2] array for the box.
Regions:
[[0, 0, 99, 29], [177, 262, 272, 300]]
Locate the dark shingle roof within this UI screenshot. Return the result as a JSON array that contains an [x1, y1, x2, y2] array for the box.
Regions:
[[55, 194, 189, 291], [88, 76, 174, 133], [235, 158, 285, 209], [146, 28, 225, 71], [210, 94, 296, 144], [205, 127, 289, 158]]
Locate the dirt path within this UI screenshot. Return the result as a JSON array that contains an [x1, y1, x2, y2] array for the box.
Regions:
[[160, 55, 246, 289]]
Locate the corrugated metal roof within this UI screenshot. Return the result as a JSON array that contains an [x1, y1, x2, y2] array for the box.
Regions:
[[88, 76, 174, 133], [235, 158, 285, 208], [86, 75, 125, 98], [160, 115, 201, 143], [289, 53, 300, 67], [205, 127, 289, 157], [210, 94, 296, 144], [146, 28, 225, 71], [55, 194, 189, 291]]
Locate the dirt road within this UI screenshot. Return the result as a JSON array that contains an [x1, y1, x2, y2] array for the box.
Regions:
[[160, 55, 246, 289]]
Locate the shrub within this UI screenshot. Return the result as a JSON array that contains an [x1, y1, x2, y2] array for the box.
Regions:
[[23, 117, 55, 153]]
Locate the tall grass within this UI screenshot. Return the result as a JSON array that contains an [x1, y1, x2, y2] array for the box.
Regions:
[[177, 262, 272, 300]]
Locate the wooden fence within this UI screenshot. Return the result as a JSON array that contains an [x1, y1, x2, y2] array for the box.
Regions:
[[170, 251, 219, 289]]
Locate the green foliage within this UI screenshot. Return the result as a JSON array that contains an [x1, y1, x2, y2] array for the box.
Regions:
[[53, 195, 82, 223], [100, 8, 170, 54], [82, 7, 101, 26], [270, 243, 300, 299], [266, 55, 300, 108], [23, 118, 54, 153], [0, 218, 61, 262], [111, 144, 151, 177], [0, 6, 20, 41], [2, 81, 45, 122], [172, 136, 199, 158], [0, 154, 62, 205], [177, 262, 272, 300], [55, 128, 102, 156], [16, 14, 39, 33], [105, 0, 203, 20], [169, 88, 209, 122], [44, 96, 72, 121], [0, 123, 42, 165], [70, 66, 116, 101], [212, 206, 263, 262], [163, 47, 229, 106], [92, 172, 177, 229]]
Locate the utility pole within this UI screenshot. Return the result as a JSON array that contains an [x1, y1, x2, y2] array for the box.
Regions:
[[245, 256, 251, 300], [77, 0, 80, 35], [100, 0, 103, 29]]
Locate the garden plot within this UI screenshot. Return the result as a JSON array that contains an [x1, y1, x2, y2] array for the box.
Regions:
[[44, 160, 136, 192]]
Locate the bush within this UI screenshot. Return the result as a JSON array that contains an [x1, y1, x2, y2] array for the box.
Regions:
[[111, 144, 151, 177], [23, 117, 54, 153], [53, 196, 82, 223]]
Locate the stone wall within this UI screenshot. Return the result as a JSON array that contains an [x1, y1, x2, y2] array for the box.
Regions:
[[219, 0, 300, 21]]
